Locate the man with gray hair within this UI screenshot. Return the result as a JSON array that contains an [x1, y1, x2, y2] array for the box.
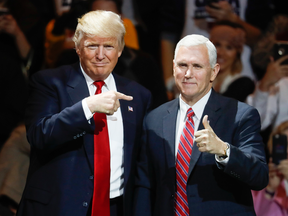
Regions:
[[134, 34, 268, 216], [16, 10, 151, 216]]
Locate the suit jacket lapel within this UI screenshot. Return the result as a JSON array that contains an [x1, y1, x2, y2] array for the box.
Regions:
[[66, 63, 90, 104], [163, 99, 179, 169], [66, 63, 94, 171], [113, 74, 136, 188], [188, 89, 222, 178]]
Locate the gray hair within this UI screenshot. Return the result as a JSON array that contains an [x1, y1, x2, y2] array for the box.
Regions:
[[73, 10, 126, 50], [174, 34, 217, 67]]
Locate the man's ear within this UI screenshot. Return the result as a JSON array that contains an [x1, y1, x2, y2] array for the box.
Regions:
[[76, 47, 80, 56], [118, 50, 122, 57], [210, 63, 220, 82]]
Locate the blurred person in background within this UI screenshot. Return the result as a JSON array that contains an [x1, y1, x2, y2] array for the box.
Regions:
[[0, 124, 30, 216], [247, 15, 288, 146], [210, 21, 255, 102], [252, 120, 288, 216], [163, 0, 271, 99], [0, 0, 45, 149]]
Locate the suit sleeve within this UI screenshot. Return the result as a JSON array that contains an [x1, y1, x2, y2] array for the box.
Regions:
[[221, 106, 269, 191], [25, 72, 94, 151]]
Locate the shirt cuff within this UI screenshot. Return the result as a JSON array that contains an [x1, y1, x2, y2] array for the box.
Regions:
[[82, 98, 94, 123], [215, 143, 230, 165]]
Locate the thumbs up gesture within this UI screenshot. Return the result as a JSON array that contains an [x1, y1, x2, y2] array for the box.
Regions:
[[194, 115, 227, 156]]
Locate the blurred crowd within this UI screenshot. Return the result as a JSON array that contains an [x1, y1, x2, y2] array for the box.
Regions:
[[0, 0, 288, 215]]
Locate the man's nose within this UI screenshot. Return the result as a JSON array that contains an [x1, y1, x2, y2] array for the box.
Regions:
[[185, 66, 193, 78], [96, 46, 105, 59]]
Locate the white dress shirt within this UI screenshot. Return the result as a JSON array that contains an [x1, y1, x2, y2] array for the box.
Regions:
[[175, 89, 230, 164], [80, 66, 124, 199], [247, 77, 288, 131]]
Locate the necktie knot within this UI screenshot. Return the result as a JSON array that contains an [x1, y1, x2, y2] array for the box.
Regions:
[[93, 80, 105, 94], [187, 108, 194, 120]]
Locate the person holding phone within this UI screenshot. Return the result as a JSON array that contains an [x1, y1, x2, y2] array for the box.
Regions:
[[247, 15, 288, 135], [252, 120, 288, 216], [0, 0, 45, 150]]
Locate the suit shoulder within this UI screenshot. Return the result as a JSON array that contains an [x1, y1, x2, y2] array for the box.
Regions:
[[113, 73, 151, 95], [147, 99, 177, 118], [225, 95, 260, 117], [213, 92, 259, 117], [32, 64, 76, 81]]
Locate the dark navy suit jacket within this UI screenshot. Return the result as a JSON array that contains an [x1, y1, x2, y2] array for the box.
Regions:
[[16, 63, 151, 216], [134, 89, 268, 216]]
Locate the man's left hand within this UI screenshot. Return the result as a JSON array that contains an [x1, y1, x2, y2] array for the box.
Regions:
[[194, 115, 227, 156]]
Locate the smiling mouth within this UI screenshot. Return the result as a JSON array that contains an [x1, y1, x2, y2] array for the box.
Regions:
[[94, 62, 107, 66], [183, 81, 196, 84]]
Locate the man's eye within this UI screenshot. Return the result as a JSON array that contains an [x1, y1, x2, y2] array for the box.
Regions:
[[178, 63, 187, 68], [193, 64, 202, 69], [87, 45, 97, 50], [105, 45, 114, 49]]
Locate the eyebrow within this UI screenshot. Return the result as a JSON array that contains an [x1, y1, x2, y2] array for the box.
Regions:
[[177, 61, 205, 67], [84, 41, 115, 47]]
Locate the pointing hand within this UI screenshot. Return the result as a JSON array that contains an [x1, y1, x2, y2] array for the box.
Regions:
[[86, 90, 133, 115]]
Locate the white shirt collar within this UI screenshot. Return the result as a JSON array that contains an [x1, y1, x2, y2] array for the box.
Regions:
[[179, 89, 212, 121]]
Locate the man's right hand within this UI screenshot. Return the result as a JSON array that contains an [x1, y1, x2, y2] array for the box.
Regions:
[[86, 90, 133, 115]]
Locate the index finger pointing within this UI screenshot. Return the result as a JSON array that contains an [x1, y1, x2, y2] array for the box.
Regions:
[[116, 92, 133, 101]]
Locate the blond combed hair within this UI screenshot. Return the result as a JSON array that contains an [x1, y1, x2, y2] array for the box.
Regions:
[[73, 10, 126, 50]]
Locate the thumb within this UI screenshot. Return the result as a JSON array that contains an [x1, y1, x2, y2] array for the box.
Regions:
[[202, 115, 211, 129]]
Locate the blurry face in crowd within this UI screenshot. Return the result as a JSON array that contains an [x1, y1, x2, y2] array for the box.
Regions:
[[91, 0, 119, 14], [76, 35, 122, 81], [213, 39, 238, 73], [209, 25, 242, 74], [173, 44, 219, 106]]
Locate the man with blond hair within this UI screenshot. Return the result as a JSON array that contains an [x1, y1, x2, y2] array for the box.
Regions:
[[17, 10, 151, 216]]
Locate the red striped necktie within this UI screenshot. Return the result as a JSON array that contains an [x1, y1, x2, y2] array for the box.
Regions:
[[92, 80, 110, 216], [175, 108, 195, 216]]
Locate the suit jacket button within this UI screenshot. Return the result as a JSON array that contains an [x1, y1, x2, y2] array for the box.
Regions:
[[89, 175, 93, 180], [73, 136, 77, 139], [83, 202, 88, 207], [171, 194, 174, 198], [83, 131, 86, 134]]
